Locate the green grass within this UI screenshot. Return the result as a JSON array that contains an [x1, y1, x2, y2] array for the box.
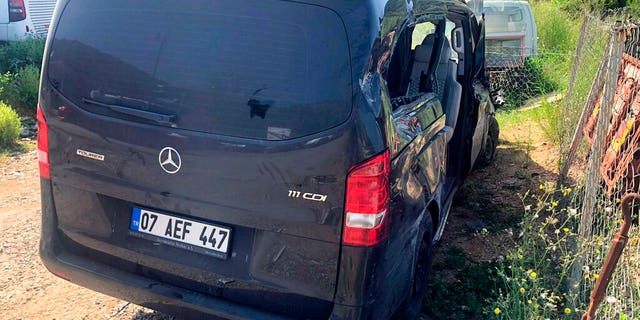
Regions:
[[424, 247, 503, 319], [494, 1, 608, 154], [0, 140, 35, 157], [496, 107, 543, 130]]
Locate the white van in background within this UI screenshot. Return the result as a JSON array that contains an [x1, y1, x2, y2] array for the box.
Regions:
[[0, 0, 57, 41], [484, 0, 538, 68]]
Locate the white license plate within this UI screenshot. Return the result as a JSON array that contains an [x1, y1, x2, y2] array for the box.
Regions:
[[130, 208, 231, 255]]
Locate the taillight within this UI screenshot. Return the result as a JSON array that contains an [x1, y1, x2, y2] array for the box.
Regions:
[[343, 151, 390, 247], [37, 106, 50, 179], [8, 0, 26, 22]]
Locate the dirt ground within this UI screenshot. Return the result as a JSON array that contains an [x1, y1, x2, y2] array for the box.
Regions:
[[0, 145, 172, 320], [0, 118, 565, 320]]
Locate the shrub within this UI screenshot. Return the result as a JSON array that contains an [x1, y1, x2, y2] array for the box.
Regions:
[[0, 65, 41, 114], [0, 102, 21, 148], [0, 37, 45, 74]]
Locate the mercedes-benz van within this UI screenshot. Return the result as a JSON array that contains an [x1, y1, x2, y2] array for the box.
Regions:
[[39, 1, 498, 319]]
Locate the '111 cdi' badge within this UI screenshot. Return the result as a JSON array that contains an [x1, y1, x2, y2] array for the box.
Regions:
[[288, 190, 327, 202]]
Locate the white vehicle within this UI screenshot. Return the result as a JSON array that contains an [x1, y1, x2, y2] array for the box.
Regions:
[[0, 0, 56, 41], [483, 0, 538, 68]]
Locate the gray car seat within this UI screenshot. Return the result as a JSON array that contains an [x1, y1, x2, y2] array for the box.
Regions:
[[409, 35, 462, 141], [438, 38, 462, 139], [407, 35, 436, 96]]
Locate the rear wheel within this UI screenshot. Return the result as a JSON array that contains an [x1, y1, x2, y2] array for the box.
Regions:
[[476, 115, 499, 168], [393, 214, 434, 320]]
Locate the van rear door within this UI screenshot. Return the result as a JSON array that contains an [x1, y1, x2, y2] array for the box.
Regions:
[[43, 0, 352, 317]]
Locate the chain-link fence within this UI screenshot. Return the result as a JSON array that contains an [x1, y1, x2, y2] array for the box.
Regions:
[[486, 7, 640, 318], [559, 15, 640, 320], [488, 11, 609, 150]]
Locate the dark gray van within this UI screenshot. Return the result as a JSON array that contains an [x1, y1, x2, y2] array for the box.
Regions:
[[38, 0, 498, 319]]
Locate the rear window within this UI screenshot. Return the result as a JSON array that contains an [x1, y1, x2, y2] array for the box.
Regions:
[[47, 0, 352, 140], [484, 3, 527, 33]]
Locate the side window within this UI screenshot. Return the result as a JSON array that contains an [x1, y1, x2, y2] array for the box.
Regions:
[[385, 21, 442, 111], [411, 22, 436, 49], [445, 20, 459, 62]]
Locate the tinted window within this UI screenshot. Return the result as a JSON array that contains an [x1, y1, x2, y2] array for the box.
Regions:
[[48, 0, 352, 140]]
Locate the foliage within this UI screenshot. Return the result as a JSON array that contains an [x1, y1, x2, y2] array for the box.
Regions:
[[0, 65, 41, 114], [0, 101, 22, 148], [534, 2, 580, 56], [0, 37, 45, 74], [559, 0, 630, 16], [0, 37, 44, 116]]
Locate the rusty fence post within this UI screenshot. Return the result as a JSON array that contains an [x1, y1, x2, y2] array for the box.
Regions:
[[581, 193, 640, 320]]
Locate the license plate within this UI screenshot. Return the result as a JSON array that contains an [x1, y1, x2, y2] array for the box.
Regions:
[[130, 208, 231, 256]]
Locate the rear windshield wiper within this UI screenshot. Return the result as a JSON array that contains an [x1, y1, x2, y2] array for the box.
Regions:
[[83, 98, 177, 125]]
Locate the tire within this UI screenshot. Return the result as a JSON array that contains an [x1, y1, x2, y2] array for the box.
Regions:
[[476, 115, 499, 168], [392, 214, 434, 320]]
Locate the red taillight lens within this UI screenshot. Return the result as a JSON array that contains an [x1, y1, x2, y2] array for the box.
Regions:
[[8, 0, 26, 22], [343, 151, 390, 247], [37, 106, 50, 179]]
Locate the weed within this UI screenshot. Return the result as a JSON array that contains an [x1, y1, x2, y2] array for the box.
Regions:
[[490, 185, 592, 319]]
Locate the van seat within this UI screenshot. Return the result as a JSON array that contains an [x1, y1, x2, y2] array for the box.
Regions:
[[438, 39, 462, 140]]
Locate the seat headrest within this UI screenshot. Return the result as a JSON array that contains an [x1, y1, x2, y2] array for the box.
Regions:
[[414, 34, 435, 63]]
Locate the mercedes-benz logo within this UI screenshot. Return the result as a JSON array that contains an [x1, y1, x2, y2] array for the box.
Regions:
[[158, 147, 181, 174]]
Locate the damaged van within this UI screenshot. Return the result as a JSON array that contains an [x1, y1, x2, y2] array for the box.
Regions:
[[39, 0, 498, 319]]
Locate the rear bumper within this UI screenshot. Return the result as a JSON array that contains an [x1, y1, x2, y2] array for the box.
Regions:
[[41, 249, 290, 320], [39, 179, 364, 320]]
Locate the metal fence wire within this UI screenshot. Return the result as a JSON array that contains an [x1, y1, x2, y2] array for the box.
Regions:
[[561, 16, 640, 320]]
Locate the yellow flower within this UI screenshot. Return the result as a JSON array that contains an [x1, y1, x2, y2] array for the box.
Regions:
[[533, 304, 539, 310], [563, 227, 570, 233], [530, 271, 537, 279], [518, 254, 524, 260], [552, 201, 558, 207], [539, 184, 544, 190], [594, 274, 599, 280], [494, 307, 501, 315], [520, 287, 526, 294], [564, 307, 572, 314]]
